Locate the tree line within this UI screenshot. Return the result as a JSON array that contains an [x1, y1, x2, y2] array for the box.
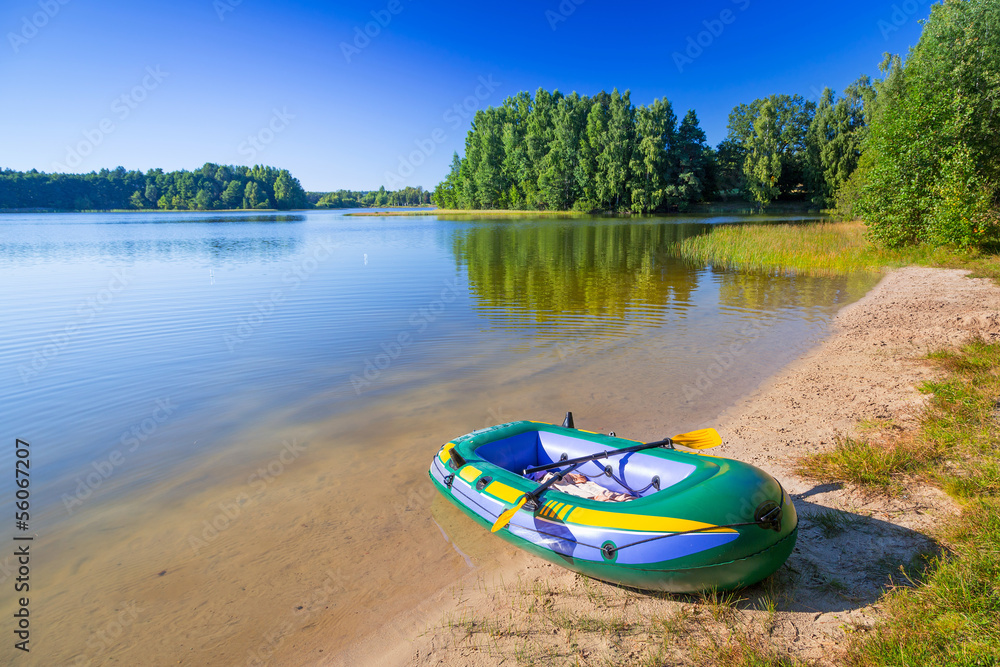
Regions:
[[0, 165, 432, 212], [432, 90, 713, 214], [312, 185, 432, 208], [431, 85, 871, 216], [0, 164, 310, 211], [434, 0, 999, 249]]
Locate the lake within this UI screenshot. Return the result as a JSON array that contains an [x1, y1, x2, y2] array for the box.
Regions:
[[0, 210, 877, 664]]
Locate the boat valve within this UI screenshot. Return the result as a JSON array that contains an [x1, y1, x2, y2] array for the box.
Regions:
[[754, 501, 783, 532]]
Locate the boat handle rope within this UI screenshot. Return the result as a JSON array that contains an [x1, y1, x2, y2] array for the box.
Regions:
[[605, 482, 788, 558]]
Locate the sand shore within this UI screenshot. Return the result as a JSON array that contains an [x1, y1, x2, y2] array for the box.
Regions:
[[333, 267, 1000, 666]]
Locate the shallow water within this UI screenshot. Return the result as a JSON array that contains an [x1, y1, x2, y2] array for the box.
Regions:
[[0, 210, 877, 664]]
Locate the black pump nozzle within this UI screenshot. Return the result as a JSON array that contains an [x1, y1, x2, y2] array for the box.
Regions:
[[562, 411, 575, 429]]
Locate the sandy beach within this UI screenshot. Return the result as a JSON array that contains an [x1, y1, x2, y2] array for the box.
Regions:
[[334, 266, 1000, 666]]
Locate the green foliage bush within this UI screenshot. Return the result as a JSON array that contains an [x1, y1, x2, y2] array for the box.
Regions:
[[858, 0, 1000, 250]]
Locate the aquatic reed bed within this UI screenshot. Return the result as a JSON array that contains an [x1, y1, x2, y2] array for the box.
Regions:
[[677, 221, 953, 276]]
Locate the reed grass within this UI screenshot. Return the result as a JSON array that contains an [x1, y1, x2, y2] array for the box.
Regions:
[[677, 221, 957, 276]]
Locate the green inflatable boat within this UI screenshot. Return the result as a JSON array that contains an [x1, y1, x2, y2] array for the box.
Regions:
[[428, 418, 797, 592]]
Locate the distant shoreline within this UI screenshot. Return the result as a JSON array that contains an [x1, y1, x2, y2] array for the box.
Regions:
[[0, 206, 438, 214], [346, 202, 827, 218], [345, 208, 586, 218], [0, 203, 826, 217]]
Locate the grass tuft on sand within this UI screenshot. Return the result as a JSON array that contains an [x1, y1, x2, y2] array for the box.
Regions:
[[798, 339, 1000, 664]]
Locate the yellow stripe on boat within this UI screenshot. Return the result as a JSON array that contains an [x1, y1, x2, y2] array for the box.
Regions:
[[459, 465, 481, 483], [540, 501, 559, 519], [484, 481, 523, 504], [564, 507, 737, 534], [534, 500, 576, 523], [438, 442, 457, 464]]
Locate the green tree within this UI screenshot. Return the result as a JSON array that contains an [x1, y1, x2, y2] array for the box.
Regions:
[[274, 170, 307, 209], [596, 89, 635, 211], [806, 79, 872, 207], [129, 190, 146, 209], [575, 97, 609, 209], [858, 0, 1000, 248], [433, 153, 462, 209], [538, 94, 586, 210], [712, 139, 744, 200], [744, 100, 782, 210], [144, 183, 159, 206], [243, 181, 265, 209], [628, 98, 676, 213], [805, 88, 836, 205], [726, 94, 815, 199], [666, 110, 708, 208], [220, 180, 243, 208]]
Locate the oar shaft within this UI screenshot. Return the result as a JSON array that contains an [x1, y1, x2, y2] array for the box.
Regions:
[[523, 438, 670, 476], [525, 458, 590, 503]]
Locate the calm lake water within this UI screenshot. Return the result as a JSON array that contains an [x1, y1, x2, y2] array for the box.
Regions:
[[0, 210, 878, 664]]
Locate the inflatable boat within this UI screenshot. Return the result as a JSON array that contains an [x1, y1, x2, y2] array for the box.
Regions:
[[428, 419, 797, 592]]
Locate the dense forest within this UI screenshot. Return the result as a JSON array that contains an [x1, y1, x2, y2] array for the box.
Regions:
[[431, 85, 871, 215], [0, 164, 309, 211], [435, 0, 999, 250], [0, 165, 431, 212], [432, 90, 715, 213]]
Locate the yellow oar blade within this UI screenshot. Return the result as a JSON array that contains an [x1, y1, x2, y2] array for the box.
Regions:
[[671, 428, 722, 450], [491, 495, 527, 532]]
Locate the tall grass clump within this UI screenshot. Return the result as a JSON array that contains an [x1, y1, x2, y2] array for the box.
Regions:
[[678, 220, 954, 276], [844, 498, 1000, 666]]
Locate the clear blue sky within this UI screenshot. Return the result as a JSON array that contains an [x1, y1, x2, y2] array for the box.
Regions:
[[0, 0, 932, 192]]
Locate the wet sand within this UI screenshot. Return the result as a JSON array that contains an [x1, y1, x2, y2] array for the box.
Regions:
[[348, 267, 1000, 666]]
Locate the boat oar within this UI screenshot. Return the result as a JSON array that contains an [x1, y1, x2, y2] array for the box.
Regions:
[[491, 428, 723, 533], [491, 458, 590, 533], [522, 428, 722, 477]]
